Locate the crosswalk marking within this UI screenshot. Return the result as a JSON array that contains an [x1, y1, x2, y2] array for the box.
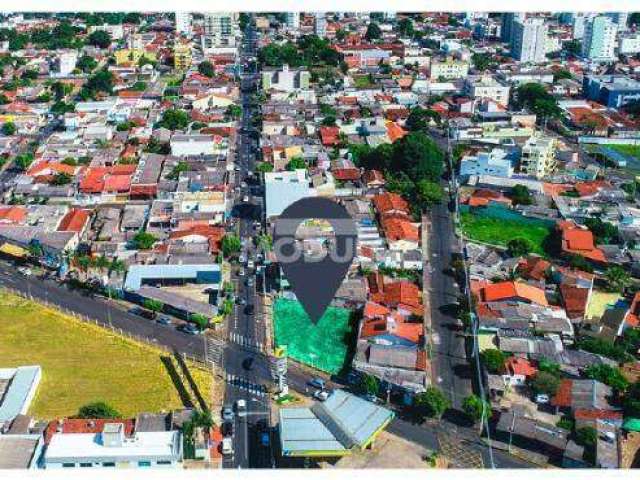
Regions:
[[227, 332, 265, 352], [225, 373, 267, 397]]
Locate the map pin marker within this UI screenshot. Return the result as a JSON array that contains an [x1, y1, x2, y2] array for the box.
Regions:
[[273, 197, 357, 324]]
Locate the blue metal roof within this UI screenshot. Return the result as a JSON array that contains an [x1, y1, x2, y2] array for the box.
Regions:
[[0, 366, 41, 422]]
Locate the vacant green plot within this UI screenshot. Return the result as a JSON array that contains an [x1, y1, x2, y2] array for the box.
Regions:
[[0, 291, 212, 419], [273, 298, 352, 374], [460, 211, 552, 255]]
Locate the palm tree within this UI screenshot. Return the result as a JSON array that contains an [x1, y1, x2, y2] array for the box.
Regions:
[[94, 255, 110, 274], [108, 258, 126, 278]]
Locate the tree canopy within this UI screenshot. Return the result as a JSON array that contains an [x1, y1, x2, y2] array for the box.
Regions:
[[198, 61, 215, 78], [76, 401, 121, 419], [414, 386, 450, 420], [513, 83, 561, 121]]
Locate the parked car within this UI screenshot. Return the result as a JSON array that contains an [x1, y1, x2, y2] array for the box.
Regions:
[[260, 431, 270, 448], [17, 267, 32, 276], [156, 315, 172, 325], [235, 399, 247, 418], [180, 324, 202, 335], [243, 195, 250, 203], [244, 304, 254, 315], [247, 260, 255, 269], [222, 405, 235, 422], [535, 394, 550, 404], [308, 378, 326, 390], [222, 437, 234, 456], [313, 390, 330, 401]]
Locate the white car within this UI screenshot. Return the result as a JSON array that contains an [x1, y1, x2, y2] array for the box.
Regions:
[[222, 437, 234, 456], [238, 268, 245, 277], [243, 195, 249, 203], [18, 267, 32, 276], [313, 390, 330, 401], [247, 260, 255, 269], [235, 399, 247, 418]]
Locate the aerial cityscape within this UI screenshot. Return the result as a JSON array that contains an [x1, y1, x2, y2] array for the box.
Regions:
[[1, 10, 640, 470]]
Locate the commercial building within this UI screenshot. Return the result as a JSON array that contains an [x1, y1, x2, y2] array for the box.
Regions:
[[262, 65, 310, 92], [264, 169, 313, 218], [170, 134, 216, 156], [201, 12, 239, 50], [501, 12, 526, 44], [175, 12, 191, 36], [511, 18, 548, 64], [618, 33, 640, 55], [459, 148, 516, 179], [123, 263, 221, 291], [314, 12, 327, 38], [606, 12, 629, 31], [285, 12, 299, 30], [583, 75, 640, 108], [173, 43, 192, 71], [429, 57, 469, 80], [278, 390, 394, 457], [44, 423, 182, 469], [519, 135, 557, 179], [572, 13, 594, 40], [582, 15, 618, 62], [464, 75, 511, 107]]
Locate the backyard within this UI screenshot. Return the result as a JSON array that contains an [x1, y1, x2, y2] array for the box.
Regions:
[[0, 291, 213, 419], [460, 210, 553, 256], [273, 298, 353, 374]]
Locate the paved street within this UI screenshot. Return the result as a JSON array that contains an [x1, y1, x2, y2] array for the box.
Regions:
[[221, 18, 274, 469]]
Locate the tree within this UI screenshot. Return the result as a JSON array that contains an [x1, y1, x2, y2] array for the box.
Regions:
[[604, 265, 631, 293], [52, 172, 72, 185], [584, 217, 619, 244], [529, 371, 561, 396], [405, 107, 441, 131], [397, 18, 414, 37], [564, 39, 582, 57], [156, 109, 189, 131], [225, 104, 242, 119], [575, 426, 597, 449], [471, 52, 496, 72], [507, 238, 532, 257], [286, 156, 307, 171], [365, 22, 382, 41], [621, 328, 640, 357], [87, 30, 112, 49], [76, 401, 121, 419], [131, 231, 157, 250], [1, 122, 16, 136], [514, 83, 561, 121], [143, 299, 164, 317], [198, 61, 215, 78], [51, 101, 75, 115], [321, 115, 336, 126], [190, 313, 209, 331], [416, 179, 444, 206], [167, 161, 188, 180], [94, 255, 110, 273], [414, 386, 450, 420], [569, 254, 594, 273], [577, 336, 630, 363], [462, 394, 490, 423], [392, 131, 444, 183], [584, 364, 629, 392], [480, 349, 506, 374], [538, 357, 561, 377], [131, 81, 146, 92], [256, 162, 274, 173], [359, 373, 380, 396], [553, 68, 573, 82], [624, 381, 640, 417], [510, 184, 533, 205], [108, 258, 126, 277], [221, 234, 241, 258], [76, 55, 98, 73], [84, 69, 115, 97], [14, 153, 34, 171]]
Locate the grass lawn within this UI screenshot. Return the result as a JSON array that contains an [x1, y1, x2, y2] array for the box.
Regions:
[[273, 298, 352, 374], [460, 211, 552, 256], [353, 75, 375, 89], [0, 291, 212, 419], [608, 144, 640, 160]]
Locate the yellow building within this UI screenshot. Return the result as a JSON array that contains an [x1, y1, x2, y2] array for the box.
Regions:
[[174, 44, 192, 71], [114, 49, 157, 66]]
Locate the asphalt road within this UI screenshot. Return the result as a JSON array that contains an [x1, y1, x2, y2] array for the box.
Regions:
[[427, 201, 473, 409], [221, 20, 274, 469]]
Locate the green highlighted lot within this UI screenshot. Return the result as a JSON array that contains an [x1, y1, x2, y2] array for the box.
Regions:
[[460, 211, 552, 256], [0, 291, 212, 419], [273, 298, 353, 374]]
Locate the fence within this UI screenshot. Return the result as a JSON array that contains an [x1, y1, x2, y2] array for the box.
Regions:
[[1, 286, 206, 363]]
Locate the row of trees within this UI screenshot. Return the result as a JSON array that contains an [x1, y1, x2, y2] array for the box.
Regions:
[[258, 35, 342, 68]]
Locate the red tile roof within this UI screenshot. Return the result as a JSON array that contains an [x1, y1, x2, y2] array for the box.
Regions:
[[560, 285, 590, 319], [558, 221, 606, 263], [480, 281, 548, 306], [332, 168, 361, 181], [505, 357, 537, 377], [551, 379, 573, 407], [0, 206, 27, 224], [319, 126, 340, 146], [574, 409, 623, 421], [385, 121, 407, 142], [57, 208, 90, 233], [381, 217, 420, 242], [372, 192, 410, 215]]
